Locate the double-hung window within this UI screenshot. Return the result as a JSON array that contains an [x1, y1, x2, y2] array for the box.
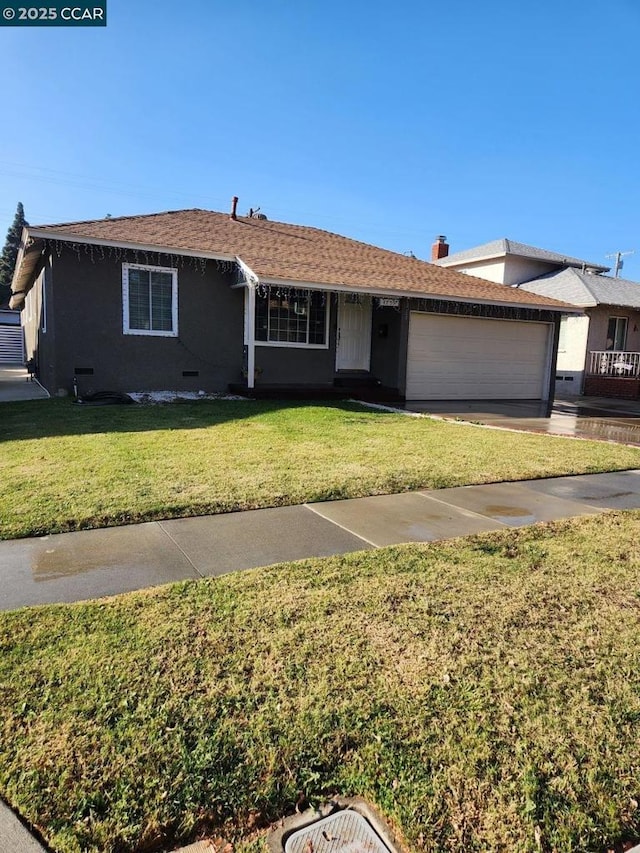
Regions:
[[122, 263, 178, 336], [255, 288, 328, 347]]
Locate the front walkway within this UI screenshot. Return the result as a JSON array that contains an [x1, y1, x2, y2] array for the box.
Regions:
[[2, 469, 640, 611], [0, 365, 49, 402]]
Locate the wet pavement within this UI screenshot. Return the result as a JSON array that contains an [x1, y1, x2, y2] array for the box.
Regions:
[[3, 469, 640, 853], [2, 470, 640, 612], [0, 506, 373, 610], [403, 396, 640, 445]]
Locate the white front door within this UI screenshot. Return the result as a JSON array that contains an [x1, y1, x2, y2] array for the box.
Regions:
[[336, 294, 372, 371]]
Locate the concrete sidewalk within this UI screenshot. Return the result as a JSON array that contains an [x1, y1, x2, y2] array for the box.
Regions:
[[3, 469, 640, 612], [3, 471, 640, 853], [0, 365, 49, 402], [0, 799, 48, 852]]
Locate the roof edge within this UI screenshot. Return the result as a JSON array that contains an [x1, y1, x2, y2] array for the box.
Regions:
[[26, 227, 238, 263], [438, 242, 610, 273], [255, 274, 580, 313]]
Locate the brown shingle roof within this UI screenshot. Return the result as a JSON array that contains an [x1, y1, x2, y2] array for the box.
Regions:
[[31, 209, 573, 309]]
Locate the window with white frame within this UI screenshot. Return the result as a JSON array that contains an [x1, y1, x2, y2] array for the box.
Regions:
[[606, 316, 627, 351], [255, 288, 328, 346], [122, 263, 178, 336]]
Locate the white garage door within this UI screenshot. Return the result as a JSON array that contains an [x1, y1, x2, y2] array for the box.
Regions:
[[406, 313, 551, 400]]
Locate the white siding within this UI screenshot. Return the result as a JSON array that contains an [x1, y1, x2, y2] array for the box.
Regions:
[[406, 313, 551, 400], [554, 314, 590, 395], [447, 259, 507, 283]]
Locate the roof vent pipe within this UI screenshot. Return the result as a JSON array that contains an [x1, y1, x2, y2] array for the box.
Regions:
[[230, 196, 239, 220]]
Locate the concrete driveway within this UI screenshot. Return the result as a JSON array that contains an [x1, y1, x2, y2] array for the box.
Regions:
[[403, 396, 640, 446], [0, 365, 49, 401]]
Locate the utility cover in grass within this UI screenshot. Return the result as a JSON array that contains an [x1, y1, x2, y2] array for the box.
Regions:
[[285, 812, 392, 853]]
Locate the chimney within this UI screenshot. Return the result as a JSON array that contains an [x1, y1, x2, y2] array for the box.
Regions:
[[431, 235, 449, 261], [230, 196, 238, 220]]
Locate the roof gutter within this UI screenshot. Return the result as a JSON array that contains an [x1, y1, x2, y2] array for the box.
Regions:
[[436, 252, 505, 267], [25, 227, 238, 264], [9, 227, 45, 310], [11, 227, 241, 310], [236, 272, 582, 314], [438, 251, 609, 273]]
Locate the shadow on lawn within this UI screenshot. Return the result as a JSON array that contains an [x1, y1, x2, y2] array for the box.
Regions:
[[0, 397, 393, 443]]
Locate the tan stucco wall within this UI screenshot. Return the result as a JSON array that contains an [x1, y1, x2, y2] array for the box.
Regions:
[[586, 305, 640, 354], [446, 256, 559, 286], [445, 259, 507, 283], [503, 257, 558, 286]]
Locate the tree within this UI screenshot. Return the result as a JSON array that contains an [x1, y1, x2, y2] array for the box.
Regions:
[[0, 202, 28, 306]]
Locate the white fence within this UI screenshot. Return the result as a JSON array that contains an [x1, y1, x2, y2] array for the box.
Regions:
[[0, 326, 24, 364], [588, 350, 640, 378]]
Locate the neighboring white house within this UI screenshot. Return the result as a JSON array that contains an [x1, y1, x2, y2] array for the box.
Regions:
[[434, 238, 640, 399], [434, 238, 609, 285]]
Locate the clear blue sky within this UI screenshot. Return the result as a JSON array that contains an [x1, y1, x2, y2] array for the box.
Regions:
[[1, 0, 640, 277]]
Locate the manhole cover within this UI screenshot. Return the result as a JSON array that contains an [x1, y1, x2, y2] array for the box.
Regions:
[[284, 810, 391, 853]]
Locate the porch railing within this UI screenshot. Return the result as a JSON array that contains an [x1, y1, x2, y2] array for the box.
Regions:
[[588, 350, 640, 378]]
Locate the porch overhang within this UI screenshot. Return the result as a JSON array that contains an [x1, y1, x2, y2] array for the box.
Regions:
[[9, 230, 46, 310]]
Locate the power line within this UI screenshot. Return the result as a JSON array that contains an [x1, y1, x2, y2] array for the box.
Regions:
[[0, 158, 444, 251]]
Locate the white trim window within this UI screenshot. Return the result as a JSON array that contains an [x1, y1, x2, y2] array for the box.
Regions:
[[606, 316, 627, 351], [122, 263, 178, 336], [255, 287, 329, 348]]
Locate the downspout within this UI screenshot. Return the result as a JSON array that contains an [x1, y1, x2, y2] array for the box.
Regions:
[[237, 256, 259, 392], [546, 314, 561, 411], [246, 282, 256, 390]]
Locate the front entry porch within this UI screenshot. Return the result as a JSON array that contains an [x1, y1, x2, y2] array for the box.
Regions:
[[228, 375, 402, 402], [584, 351, 640, 399]]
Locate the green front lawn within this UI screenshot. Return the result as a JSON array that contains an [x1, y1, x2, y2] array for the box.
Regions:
[[1, 512, 639, 852], [1, 398, 640, 540]]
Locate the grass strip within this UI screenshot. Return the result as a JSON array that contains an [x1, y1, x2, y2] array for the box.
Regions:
[[1, 512, 639, 852], [2, 399, 640, 540]]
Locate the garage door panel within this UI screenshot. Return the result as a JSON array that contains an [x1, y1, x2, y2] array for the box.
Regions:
[[407, 313, 550, 400]]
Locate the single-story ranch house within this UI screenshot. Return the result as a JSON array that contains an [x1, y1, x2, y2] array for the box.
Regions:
[[9, 203, 575, 402]]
